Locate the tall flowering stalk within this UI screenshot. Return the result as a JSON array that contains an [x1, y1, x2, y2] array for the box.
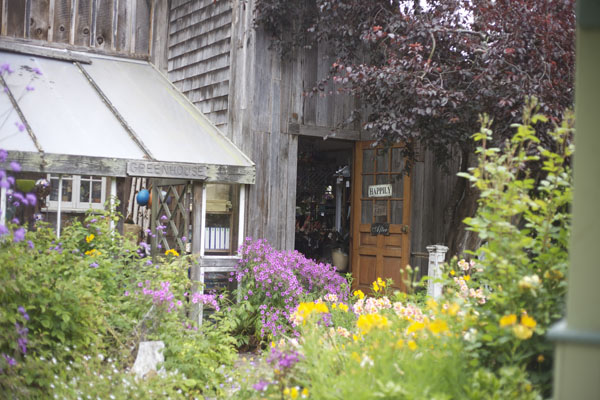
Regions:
[[231, 238, 349, 338]]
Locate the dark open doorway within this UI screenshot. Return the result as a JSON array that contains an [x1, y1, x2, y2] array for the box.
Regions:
[[294, 136, 353, 272]]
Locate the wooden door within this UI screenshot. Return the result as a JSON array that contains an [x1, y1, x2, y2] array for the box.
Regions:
[[351, 142, 411, 292]]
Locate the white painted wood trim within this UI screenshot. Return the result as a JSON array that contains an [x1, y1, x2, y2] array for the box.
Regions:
[[238, 184, 245, 251], [200, 183, 207, 257], [56, 175, 63, 238], [0, 186, 6, 226]]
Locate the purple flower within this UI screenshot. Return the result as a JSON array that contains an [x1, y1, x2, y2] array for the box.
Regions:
[[124, 290, 130, 296], [89, 262, 99, 268], [181, 236, 187, 242], [27, 240, 34, 249], [13, 228, 25, 243], [145, 260, 153, 266], [26, 85, 35, 91], [252, 380, 269, 391], [0, 225, 9, 236], [25, 193, 37, 206], [10, 161, 21, 171], [14, 122, 25, 133], [0, 149, 7, 162], [18, 306, 29, 321], [89, 218, 97, 223], [3, 354, 16, 367], [1, 63, 13, 74], [32, 67, 42, 75]]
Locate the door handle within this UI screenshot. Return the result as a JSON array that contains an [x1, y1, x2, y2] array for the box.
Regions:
[[401, 225, 409, 234]]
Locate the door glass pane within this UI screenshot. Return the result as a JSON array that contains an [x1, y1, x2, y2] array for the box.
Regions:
[[361, 199, 373, 224], [391, 174, 404, 198], [376, 148, 389, 173], [50, 175, 73, 202], [363, 149, 375, 174], [362, 174, 374, 197], [91, 181, 102, 203], [391, 148, 404, 172], [391, 200, 403, 224], [376, 175, 389, 185], [374, 200, 388, 223]]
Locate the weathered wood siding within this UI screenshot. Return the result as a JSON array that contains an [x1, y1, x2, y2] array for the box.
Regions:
[[0, 0, 154, 58], [168, 0, 233, 130]]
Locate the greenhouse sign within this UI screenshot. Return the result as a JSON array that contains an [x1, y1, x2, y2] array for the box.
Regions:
[[127, 161, 207, 179], [368, 184, 392, 198]]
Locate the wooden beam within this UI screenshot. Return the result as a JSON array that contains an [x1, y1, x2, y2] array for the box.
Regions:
[[0, 37, 92, 63], [2, 151, 256, 184], [289, 122, 361, 141]]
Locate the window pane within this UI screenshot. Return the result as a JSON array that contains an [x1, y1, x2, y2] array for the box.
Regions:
[[205, 184, 240, 255], [361, 199, 373, 224], [376, 148, 390, 173], [361, 174, 374, 197], [391, 200, 403, 224], [50, 175, 73, 202], [363, 149, 375, 174], [376, 175, 389, 185], [80, 180, 91, 203], [391, 148, 404, 172], [61, 180, 72, 202], [374, 200, 388, 223], [391, 174, 404, 198], [91, 182, 102, 203]]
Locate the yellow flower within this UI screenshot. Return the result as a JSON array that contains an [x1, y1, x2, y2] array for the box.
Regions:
[[426, 298, 438, 312], [351, 352, 361, 362], [290, 387, 299, 399], [499, 314, 517, 327], [292, 302, 329, 325], [408, 340, 418, 351], [283, 388, 290, 396], [450, 270, 456, 276], [406, 321, 425, 335], [85, 249, 102, 256], [537, 354, 545, 363], [372, 281, 380, 292], [165, 249, 180, 256], [85, 234, 95, 243], [428, 319, 449, 335], [357, 314, 389, 334], [352, 334, 360, 342], [376, 277, 386, 288], [512, 324, 533, 340], [521, 314, 537, 329], [353, 290, 365, 300], [339, 303, 349, 312], [395, 339, 404, 349], [301, 388, 309, 398], [464, 275, 471, 281], [447, 303, 460, 316]]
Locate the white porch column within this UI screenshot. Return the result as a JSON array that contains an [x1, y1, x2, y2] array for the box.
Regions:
[[426, 244, 448, 299]]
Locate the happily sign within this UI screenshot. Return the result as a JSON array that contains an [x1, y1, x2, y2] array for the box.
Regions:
[[368, 184, 392, 198]]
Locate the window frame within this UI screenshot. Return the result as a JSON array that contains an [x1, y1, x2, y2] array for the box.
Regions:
[[46, 174, 107, 212]]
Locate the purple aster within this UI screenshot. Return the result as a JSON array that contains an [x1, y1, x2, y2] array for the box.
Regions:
[[13, 228, 25, 243], [10, 161, 21, 171], [0, 149, 7, 162], [26, 85, 34, 91], [0, 225, 8, 236], [3, 354, 16, 367], [18, 306, 29, 321], [14, 122, 25, 133], [1, 63, 13, 74], [25, 193, 36, 206], [32, 67, 42, 75], [252, 380, 269, 391], [89, 262, 99, 268]]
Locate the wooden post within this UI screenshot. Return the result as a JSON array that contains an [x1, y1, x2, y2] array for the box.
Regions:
[[549, 2, 600, 398], [190, 181, 203, 324]]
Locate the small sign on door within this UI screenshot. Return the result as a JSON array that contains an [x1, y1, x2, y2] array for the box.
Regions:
[[371, 222, 390, 236], [368, 184, 392, 198]]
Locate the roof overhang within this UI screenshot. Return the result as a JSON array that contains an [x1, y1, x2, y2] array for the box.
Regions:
[[0, 41, 254, 184]]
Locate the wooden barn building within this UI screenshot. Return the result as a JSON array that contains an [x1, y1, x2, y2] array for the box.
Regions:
[[0, 0, 460, 293]]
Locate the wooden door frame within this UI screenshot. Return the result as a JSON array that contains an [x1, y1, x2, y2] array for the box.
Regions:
[[350, 141, 412, 292]]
